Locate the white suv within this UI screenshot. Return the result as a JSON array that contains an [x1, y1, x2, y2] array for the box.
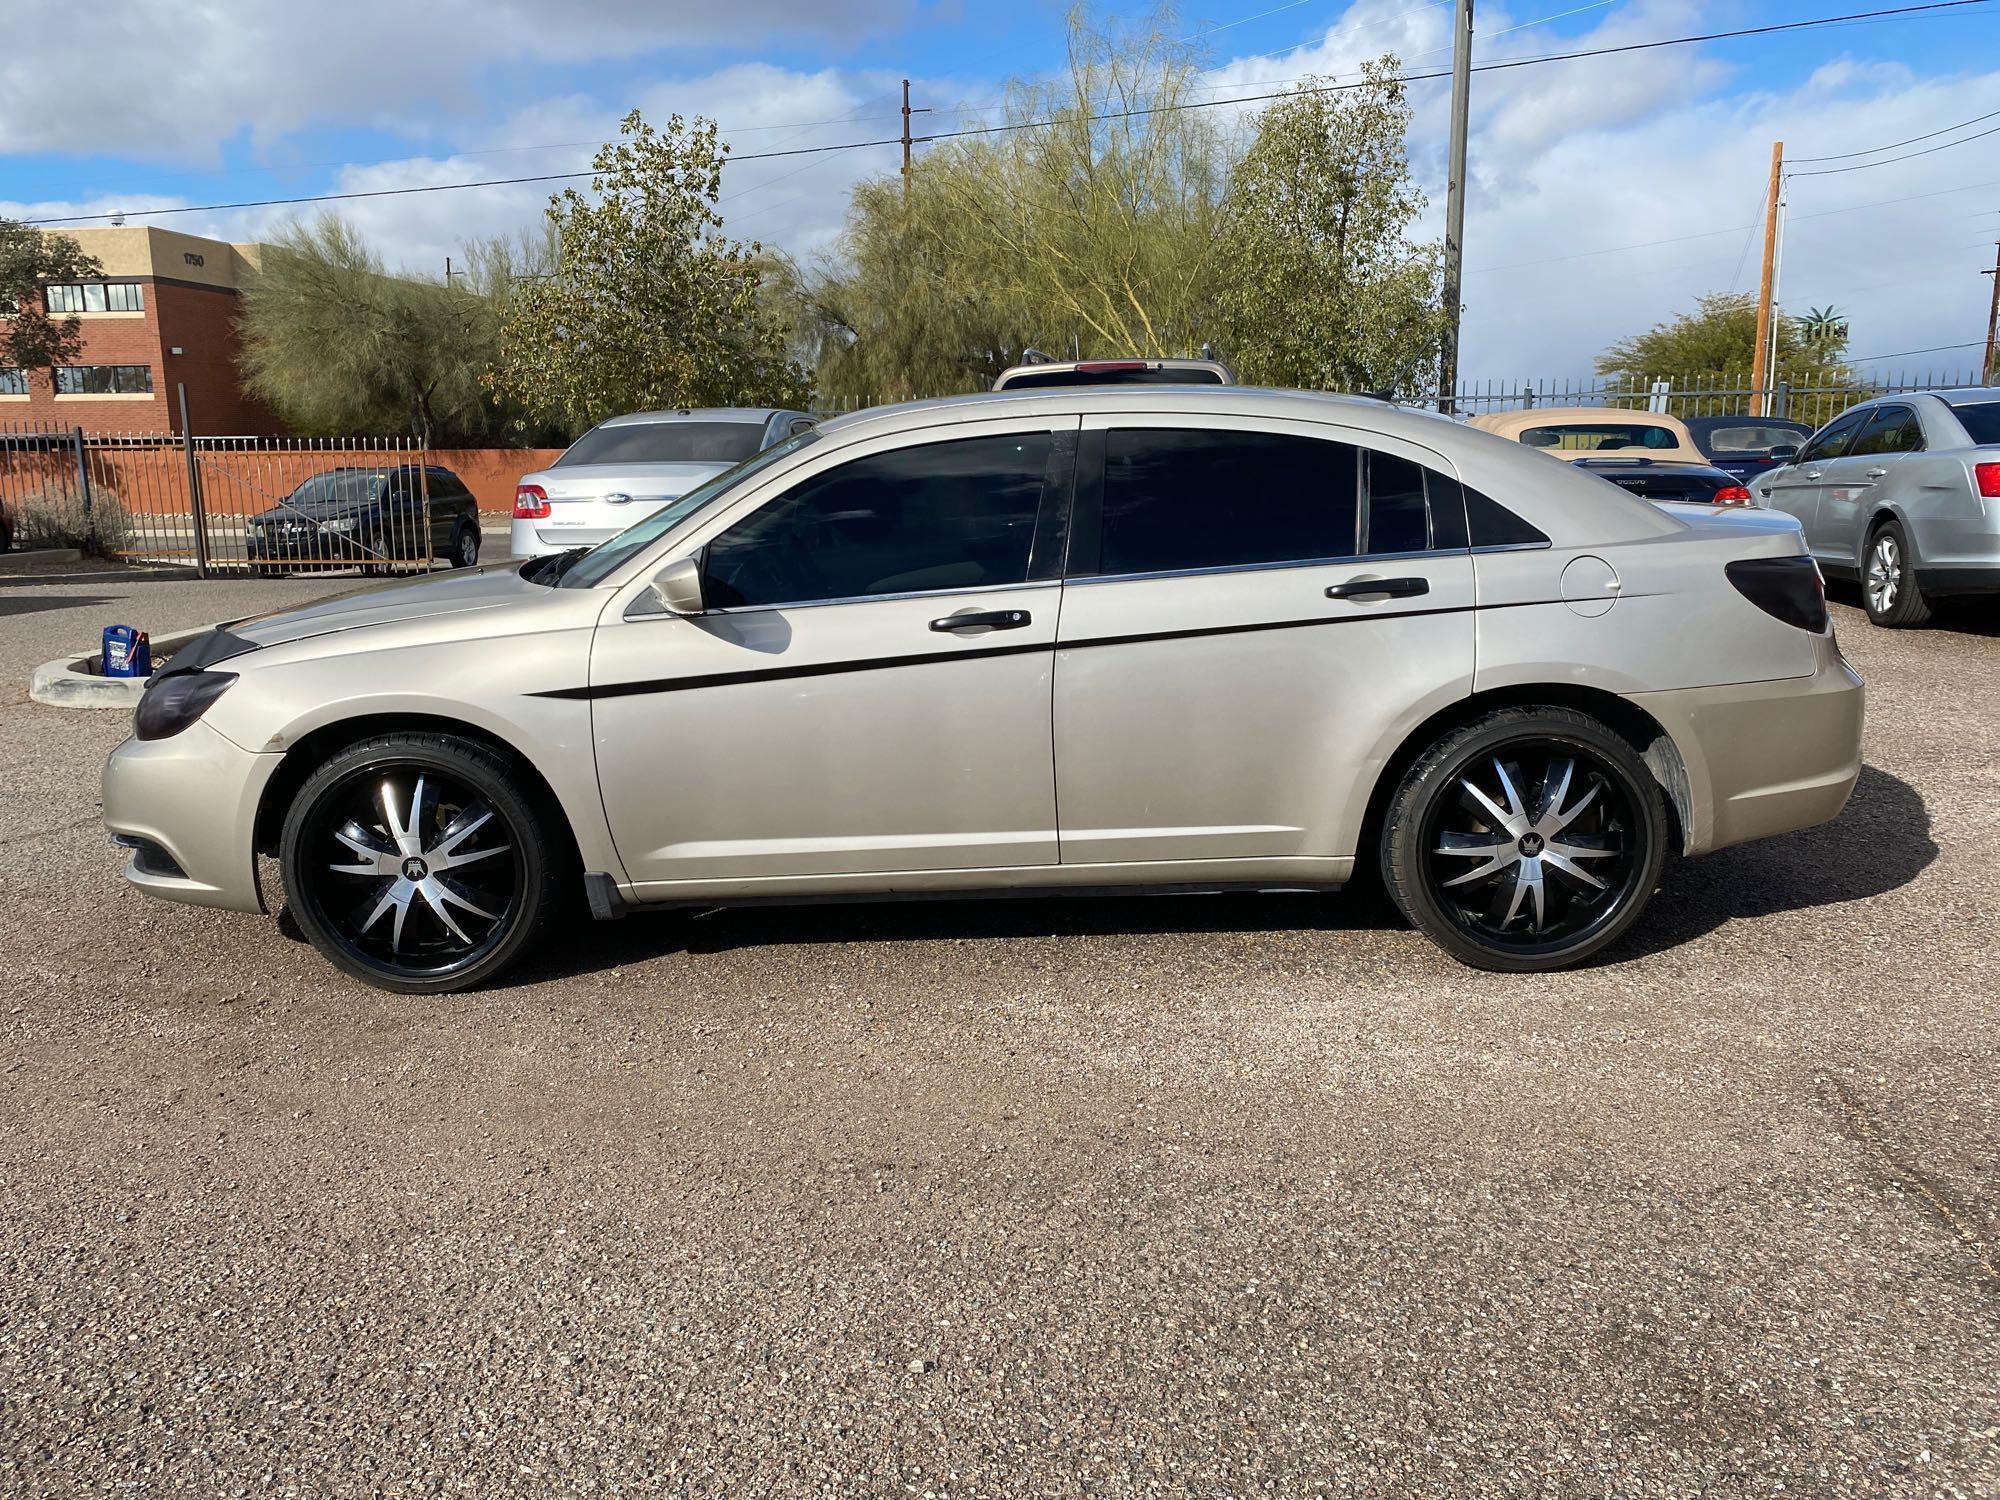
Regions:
[[512, 408, 814, 559]]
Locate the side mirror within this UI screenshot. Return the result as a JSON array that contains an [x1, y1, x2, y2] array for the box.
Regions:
[[649, 556, 705, 615], [1767, 445, 1801, 465]]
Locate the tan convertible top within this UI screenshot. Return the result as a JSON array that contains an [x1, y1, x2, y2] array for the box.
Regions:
[[1468, 406, 1708, 464]]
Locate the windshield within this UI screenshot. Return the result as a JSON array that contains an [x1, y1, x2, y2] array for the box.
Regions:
[[1947, 399, 2000, 446], [558, 429, 820, 588], [283, 471, 385, 509], [998, 366, 1224, 389], [1702, 424, 1807, 454], [557, 420, 769, 467]]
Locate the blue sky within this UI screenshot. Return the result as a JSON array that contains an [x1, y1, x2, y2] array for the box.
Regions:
[[6, 0, 1998, 379]]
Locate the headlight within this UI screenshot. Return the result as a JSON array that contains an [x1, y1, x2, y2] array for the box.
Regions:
[[134, 671, 237, 741]]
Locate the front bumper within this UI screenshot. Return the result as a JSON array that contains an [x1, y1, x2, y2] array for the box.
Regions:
[[1633, 631, 1864, 856], [102, 721, 280, 912]]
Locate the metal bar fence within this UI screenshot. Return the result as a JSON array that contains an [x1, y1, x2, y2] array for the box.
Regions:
[[0, 427, 436, 575]]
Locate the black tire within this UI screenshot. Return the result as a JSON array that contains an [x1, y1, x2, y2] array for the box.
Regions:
[[279, 732, 558, 993], [1862, 519, 1931, 627], [449, 521, 481, 569], [249, 563, 274, 579], [1381, 707, 1671, 972]]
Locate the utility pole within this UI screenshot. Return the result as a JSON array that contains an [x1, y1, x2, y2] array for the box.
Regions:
[[1437, 0, 1473, 414], [1750, 141, 1784, 418], [900, 80, 931, 196], [1983, 241, 2000, 385]]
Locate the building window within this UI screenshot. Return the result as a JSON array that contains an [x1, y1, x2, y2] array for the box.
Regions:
[[55, 364, 154, 395], [45, 282, 145, 314], [0, 368, 28, 396]]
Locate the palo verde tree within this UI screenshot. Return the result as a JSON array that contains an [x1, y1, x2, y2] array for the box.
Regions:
[[1596, 292, 1857, 383], [1215, 59, 1447, 397], [240, 215, 511, 444], [1, 218, 106, 376], [800, 6, 1232, 404], [493, 111, 810, 431]]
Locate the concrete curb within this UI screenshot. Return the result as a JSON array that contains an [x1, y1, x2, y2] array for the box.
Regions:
[[28, 624, 214, 710]]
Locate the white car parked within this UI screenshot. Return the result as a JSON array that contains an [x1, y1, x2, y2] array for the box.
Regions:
[[511, 408, 815, 559]]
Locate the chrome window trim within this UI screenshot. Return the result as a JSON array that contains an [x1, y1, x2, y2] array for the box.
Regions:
[[1065, 545, 1489, 588], [699, 577, 1057, 617]]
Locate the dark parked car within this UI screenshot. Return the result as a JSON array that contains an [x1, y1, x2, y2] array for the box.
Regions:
[[1574, 457, 1754, 507], [246, 465, 480, 576], [1681, 415, 1815, 481]]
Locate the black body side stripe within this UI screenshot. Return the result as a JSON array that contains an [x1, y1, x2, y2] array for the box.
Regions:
[[532, 599, 1560, 702]]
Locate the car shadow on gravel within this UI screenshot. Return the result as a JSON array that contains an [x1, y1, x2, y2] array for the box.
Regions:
[[1607, 762, 1935, 962], [497, 764, 1932, 981]]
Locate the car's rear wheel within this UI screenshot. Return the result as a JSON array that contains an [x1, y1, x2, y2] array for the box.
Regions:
[[1862, 519, 1930, 627], [450, 521, 480, 569], [1381, 708, 1670, 972], [279, 733, 556, 993]]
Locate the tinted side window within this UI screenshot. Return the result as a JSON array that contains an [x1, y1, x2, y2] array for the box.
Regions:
[[1365, 451, 1435, 555], [1428, 472, 1547, 548], [1799, 410, 1867, 463], [704, 432, 1052, 609], [1849, 405, 1922, 456], [1097, 429, 1358, 576]]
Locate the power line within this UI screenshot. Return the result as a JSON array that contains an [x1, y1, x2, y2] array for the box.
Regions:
[[1790, 104, 2000, 162], [1789, 118, 2000, 176], [23, 0, 1998, 228], [1845, 339, 1989, 361]]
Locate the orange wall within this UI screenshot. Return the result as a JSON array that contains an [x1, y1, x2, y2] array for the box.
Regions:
[[432, 448, 564, 514]]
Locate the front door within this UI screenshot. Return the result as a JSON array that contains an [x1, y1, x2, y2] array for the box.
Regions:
[[1052, 416, 1476, 871], [589, 419, 1076, 891]]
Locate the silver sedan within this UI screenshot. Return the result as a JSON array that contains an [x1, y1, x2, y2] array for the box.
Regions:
[[104, 388, 1864, 992], [1750, 388, 2000, 626]]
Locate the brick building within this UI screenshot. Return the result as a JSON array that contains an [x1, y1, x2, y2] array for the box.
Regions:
[[1, 226, 279, 436]]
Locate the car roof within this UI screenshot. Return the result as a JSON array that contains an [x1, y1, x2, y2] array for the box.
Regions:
[[991, 357, 1233, 389], [595, 407, 798, 427], [1467, 406, 1695, 436]]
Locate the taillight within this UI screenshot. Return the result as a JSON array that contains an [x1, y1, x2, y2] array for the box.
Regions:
[[1711, 484, 1753, 506], [1975, 462, 2000, 499], [1726, 555, 1827, 633], [514, 484, 550, 519]]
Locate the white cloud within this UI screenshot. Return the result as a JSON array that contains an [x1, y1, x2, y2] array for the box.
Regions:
[[0, 0, 915, 162]]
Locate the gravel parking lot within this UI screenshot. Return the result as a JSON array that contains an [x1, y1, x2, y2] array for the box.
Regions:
[[1, 565, 1995, 1496]]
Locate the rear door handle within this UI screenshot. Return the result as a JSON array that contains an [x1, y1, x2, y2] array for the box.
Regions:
[[1804, 469, 1822, 480], [1864, 468, 1888, 479], [1326, 576, 1429, 601], [930, 608, 1032, 632]]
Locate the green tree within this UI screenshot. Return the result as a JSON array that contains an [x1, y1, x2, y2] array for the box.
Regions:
[[800, 6, 1231, 405], [493, 111, 809, 430], [240, 216, 510, 443], [1215, 59, 1446, 396], [1596, 292, 1855, 382], [1, 218, 105, 374]]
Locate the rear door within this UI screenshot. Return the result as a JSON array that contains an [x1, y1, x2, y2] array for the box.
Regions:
[[1051, 416, 1475, 870], [1818, 404, 1923, 567]]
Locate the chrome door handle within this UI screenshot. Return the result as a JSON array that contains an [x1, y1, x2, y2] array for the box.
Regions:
[[1326, 576, 1429, 601], [1803, 469, 1822, 480], [929, 608, 1031, 632], [1865, 468, 1888, 479]]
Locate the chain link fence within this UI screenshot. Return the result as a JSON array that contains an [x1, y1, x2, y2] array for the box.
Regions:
[[1, 427, 439, 576]]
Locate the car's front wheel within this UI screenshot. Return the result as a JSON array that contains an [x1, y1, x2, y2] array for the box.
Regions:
[[279, 732, 558, 993], [1381, 708, 1670, 972], [1863, 519, 1931, 627]]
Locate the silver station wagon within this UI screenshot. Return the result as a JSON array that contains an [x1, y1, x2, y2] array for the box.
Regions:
[[104, 388, 1865, 993]]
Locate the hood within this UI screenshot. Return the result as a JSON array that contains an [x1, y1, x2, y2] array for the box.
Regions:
[[221, 564, 554, 650], [519, 460, 728, 500]]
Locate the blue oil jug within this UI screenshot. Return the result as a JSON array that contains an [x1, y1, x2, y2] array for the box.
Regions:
[[102, 624, 152, 678]]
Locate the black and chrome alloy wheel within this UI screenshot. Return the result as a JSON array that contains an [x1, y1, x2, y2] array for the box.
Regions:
[[1423, 741, 1641, 953], [281, 733, 553, 992], [1382, 708, 1669, 971]]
